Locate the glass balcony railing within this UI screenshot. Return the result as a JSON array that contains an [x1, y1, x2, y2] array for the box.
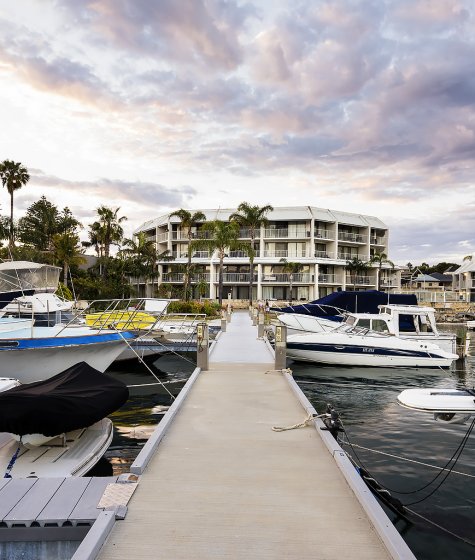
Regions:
[[345, 275, 374, 285], [338, 232, 367, 243], [261, 273, 312, 283], [315, 251, 334, 259]]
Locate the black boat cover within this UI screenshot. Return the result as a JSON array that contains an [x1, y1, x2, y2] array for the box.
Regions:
[[0, 289, 35, 310], [272, 290, 418, 317], [0, 362, 129, 436]]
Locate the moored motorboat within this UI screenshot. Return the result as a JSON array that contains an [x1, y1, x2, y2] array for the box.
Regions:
[[0, 324, 134, 383], [0, 362, 129, 477], [286, 325, 458, 368], [397, 387, 475, 423]]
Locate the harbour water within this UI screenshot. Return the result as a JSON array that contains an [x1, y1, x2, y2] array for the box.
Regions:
[[105, 331, 475, 560]]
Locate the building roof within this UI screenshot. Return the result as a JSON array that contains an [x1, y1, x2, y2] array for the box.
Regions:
[[454, 256, 475, 274], [134, 205, 388, 234], [429, 272, 453, 282]]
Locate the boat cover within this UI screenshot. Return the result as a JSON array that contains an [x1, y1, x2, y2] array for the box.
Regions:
[[273, 290, 417, 317], [0, 362, 129, 436]]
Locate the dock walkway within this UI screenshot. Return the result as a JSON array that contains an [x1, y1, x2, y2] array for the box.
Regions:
[[97, 311, 410, 559]]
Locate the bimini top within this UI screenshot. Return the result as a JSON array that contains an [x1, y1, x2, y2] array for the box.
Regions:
[[0, 362, 129, 436], [274, 290, 418, 316], [0, 260, 61, 294]]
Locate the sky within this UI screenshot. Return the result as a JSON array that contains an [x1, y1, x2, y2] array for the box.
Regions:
[[0, 0, 474, 266]]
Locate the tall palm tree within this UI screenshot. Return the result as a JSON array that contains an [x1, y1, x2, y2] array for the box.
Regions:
[[346, 257, 370, 290], [52, 232, 86, 288], [279, 258, 304, 303], [196, 220, 252, 305], [229, 202, 273, 306], [0, 159, 30, 249], [169, 209, 206, 301], [370, 251, 395, 290], [121, 232, 173, 296], [96, 206, 127, 259]]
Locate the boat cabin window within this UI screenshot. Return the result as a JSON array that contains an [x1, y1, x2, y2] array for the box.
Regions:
[[346, 316, 357, 326], [371, 319, 389, 333], [357, 319, 371, 329]]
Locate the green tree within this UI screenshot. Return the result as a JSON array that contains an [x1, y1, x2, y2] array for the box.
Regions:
[[0, 159, 30, 249], [18, 196, 81, 252], [121, 232, 172, 296], [346, 257, 370, 290], [369, 251, 395, 290], [279, 258, 304, 303], [169, 209, 206, 301], [196, 220, 251, 305], [53, 232, 87, 288], [229, 202, 273, 306], [89, 206, 127, 277]]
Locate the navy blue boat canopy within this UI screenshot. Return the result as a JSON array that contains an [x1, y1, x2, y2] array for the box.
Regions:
[[0, 362, 129, 436], [272, 290, 418, 317]]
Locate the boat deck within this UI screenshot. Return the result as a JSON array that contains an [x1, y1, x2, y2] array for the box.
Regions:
[[97, 311, 410, 559]]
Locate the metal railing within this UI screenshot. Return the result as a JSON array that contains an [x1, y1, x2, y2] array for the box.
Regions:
[[263, 229, 309, 239], [314, 229, 332, 239], [315, 250, 334, 259], [261, 273, 312, 283], [338, 232, 367, 243], [213, 273, 257, 283], [162, 273, 211, 283], [345, 275, 374, 285], [338, 252, 361, 260], [318, 274, 341, 283], [263, 250, 309, 258], [370, 236, 386, 245]]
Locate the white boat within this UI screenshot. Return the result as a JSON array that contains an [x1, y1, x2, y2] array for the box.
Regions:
[[286, 325, 458, 368], [281, 304, 457, 355], [0, 363, 128, 477], [397, 387, 475, 423], [0, 323, 134, 383]]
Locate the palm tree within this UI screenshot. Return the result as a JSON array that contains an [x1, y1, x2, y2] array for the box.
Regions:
[[89, 206, 127, 278], [345, 257, 370, 290], [369, 251, 395, 290], [0, 160, 30, 249], [279, 258, 304, 303], [196, 220, 252, 305], [229, 202, 273, 306], [52, 233, 86, 288], [169, 209, 206, 301], [121, 232, 173, 296]]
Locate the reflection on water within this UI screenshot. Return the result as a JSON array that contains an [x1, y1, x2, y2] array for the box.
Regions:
[[103, 333, 475, 560], [291, 355, 475, 560]]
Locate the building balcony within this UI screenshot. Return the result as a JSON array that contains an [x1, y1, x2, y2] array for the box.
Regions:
[[162, 273, 211, 283], [214, 273, 257, 283], [338, 232, 367, 244], [228, 250, 257, 258], [157, 232, 168, 243], [315, 250, 334, 259], [263, 228, 310, 239], [345, 275, 375, 286], [261, 273, 313, 283], [337, 252, 362, 260], [318, 274, 341, 284], [314, 229, 333, 240], [370, 236, 386, 246], [263, 250, 309, 258]]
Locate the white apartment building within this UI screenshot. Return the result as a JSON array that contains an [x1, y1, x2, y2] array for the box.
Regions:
[[133, 206, 400, 301]]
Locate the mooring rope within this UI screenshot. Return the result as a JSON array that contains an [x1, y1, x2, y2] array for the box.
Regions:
[[3, 437, 22, 478], [272, 412, 315, 432]]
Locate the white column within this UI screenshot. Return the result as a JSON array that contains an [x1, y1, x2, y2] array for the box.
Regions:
[[257, 263, 263, 300]]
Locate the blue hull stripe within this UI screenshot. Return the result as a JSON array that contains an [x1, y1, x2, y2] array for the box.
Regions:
[[0, 331, 134, 350], [287, 342, 443, 359]]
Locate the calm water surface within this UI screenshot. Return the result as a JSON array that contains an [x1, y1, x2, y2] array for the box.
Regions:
[[105, 331, 475, 560]]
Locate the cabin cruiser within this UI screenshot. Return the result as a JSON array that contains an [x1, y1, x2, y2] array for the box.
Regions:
[[0, 362, 128, 477], [286, 323, 458, 368], [281, 304, 457, 355]]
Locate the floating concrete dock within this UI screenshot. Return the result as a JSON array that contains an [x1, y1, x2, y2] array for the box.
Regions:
[[90, 311, 415, 560]]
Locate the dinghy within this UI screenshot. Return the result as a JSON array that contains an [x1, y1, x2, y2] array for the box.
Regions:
[[0, 362, 128, 477]]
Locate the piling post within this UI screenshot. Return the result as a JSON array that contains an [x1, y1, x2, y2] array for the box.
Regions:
[[220, 310, 227, 332], [196, 322, 209, 370], [274, 324, 287, 370], [252, 308, 258, 326], [257, 311, 265, 338]]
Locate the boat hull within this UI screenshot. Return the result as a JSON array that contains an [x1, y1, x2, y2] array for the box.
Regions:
[[287, 341, 457, 368], [0, 337, 129, 383]]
